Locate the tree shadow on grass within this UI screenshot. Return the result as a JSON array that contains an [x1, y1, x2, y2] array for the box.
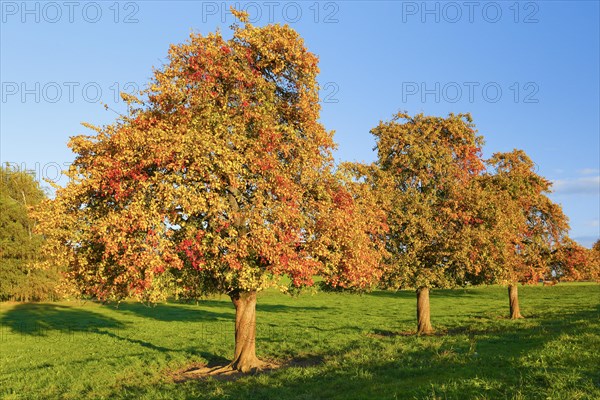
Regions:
[[103, 300, 331, 323], [197, 298, 331, 313], [104, 302, 235, 322], [368, 288, 485, 300], [431, 288, 482, 297], [5, 300, 597, 399], [366, 289, 415, 299], [0, 303, 175, 353], [104, 307, 599, 400], [1, 303, 125, 336], [257, 304, 331, 313]]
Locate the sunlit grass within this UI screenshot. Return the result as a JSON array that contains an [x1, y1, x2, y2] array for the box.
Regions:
[[1, 283, 598, 399]]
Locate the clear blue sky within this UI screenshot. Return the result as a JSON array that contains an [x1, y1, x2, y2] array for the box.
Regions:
[[1, 1, 598, 247]]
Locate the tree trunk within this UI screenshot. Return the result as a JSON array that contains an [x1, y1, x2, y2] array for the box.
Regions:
[[416, 287, 433, 335], [508, 284, 523, 319], [228, 290, 265, 373]]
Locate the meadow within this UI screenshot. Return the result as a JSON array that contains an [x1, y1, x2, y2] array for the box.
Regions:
[[0, 283, 598, 399]]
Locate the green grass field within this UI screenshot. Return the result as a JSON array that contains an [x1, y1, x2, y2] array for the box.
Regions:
[[1, 283, 598, 399]]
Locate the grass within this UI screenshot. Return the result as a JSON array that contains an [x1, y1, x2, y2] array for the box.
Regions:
[[0, 283, 598, 399]]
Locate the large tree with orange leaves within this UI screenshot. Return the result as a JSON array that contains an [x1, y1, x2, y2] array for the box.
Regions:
[[34, 12, 385, 373], [372, 112, 488, 334]]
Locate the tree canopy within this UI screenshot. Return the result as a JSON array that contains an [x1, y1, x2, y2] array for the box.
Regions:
[[484, 150, 570, 285], [372, 112, 487, 291], [370, 112, 494, 334], [0, 166, 58, 301], [35, 12, 386, 304], [32, 11, 388, 372]]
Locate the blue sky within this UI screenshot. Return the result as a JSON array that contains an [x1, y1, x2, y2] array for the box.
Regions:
[[1, 1, 599, 247]]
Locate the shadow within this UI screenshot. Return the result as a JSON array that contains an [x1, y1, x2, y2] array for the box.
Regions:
[[174, 299, 232, 309], [195, 352, 231, 368], [369, 288, 482, 299], [103, 302, 234, 322], [282, 354, 324, 368], [366, 328, 414, 338], [367, 290, 415, 299], [432, 288, 480, 297], [101, 300, 331, 323], [0, 303, 125, 336], [1, 291, 600, 399], [256, 304, 331, 313], [97, 329, 173, 352], [0, 303, 175, 354], [113, 306, 600, 400], [366, 324, 513, 339]]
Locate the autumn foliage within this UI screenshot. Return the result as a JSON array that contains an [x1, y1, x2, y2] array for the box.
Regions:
[[483, 150, 570, 285], [588, 240, 600, 281], [34, 11, 385, 372], [26, 9, 596, 374], [371, 112, 490, 333], [36, 13, 382, 301], [373, 113, 487, 290], [552, 238, 599, 282]]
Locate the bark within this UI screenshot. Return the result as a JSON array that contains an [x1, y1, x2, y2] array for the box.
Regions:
[[228, 290, 265, 373], [508, 284, 523, 319], [416, 287, 433, 335], [218, 190, 265, 373]]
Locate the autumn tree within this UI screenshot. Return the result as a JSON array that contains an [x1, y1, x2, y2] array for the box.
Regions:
[[33, 12, 385, 373], [484, 150, 569, 318], [588, 240, 600, 281], [551, 238, 600, 282], [549, 238, 591, 282], [0, 166, 60, 301], [372, 112, 488, 334]]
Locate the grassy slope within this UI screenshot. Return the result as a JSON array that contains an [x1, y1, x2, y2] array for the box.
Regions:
[[0, 283, 598, 399]]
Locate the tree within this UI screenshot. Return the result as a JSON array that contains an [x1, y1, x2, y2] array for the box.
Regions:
[[0, 165, 59, 301], [588, 240, 600, 281], [484, 150, 569, 319], [33, 11, 384, 373], [550, 238, 591, 282], [552, 238, 600, 282], [372, 112, 487, 334]]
